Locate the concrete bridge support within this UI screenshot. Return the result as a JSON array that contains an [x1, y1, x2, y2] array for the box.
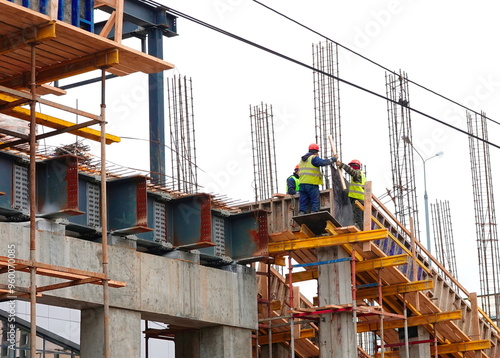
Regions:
[[317, 246, 356, 358]]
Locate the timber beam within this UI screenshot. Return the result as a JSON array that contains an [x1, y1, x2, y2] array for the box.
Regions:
[[287, 254, 410, 283], [0, 49, 120, 89], [357, 310, 462, 333], [0, 21, 56, 55], [357, 280, 434, 300], [268, 228, 388, 255], [257, 328, 315, 345]]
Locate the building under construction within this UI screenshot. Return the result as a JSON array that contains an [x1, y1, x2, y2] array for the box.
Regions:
[[0, 1, 499, 358]]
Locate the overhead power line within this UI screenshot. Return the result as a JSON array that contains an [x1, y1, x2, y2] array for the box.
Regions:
[[252, 0, 500, 128], [165, 6, 500, 150]]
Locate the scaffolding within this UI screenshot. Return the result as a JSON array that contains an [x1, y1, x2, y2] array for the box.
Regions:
[[431, 200, 458, 287], [385, 71, 420, 238], [166, 75, 199, 193], [0, 1, 174, 357], [467, 110, 500, 324], [250, 103, 278, 202], [312, 40, 342, 190]]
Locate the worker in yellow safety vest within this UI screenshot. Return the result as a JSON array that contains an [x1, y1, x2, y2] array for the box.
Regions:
[[337, 159, 366, 229], [298, 143, 337, 214], [286, 165, 300, 195]]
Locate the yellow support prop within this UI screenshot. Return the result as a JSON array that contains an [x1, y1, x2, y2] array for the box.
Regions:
[[0, 96, 120, 144], [268, 229, 388, 254], [357, 310, 462, 333], [435, 340, 490, 354], [356, 279, 434, 300], [0, 21, 56, 55], [288, 254, 409, 283]]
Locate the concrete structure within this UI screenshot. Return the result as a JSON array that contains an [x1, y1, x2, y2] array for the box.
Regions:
[[0, 219, 256, 357]]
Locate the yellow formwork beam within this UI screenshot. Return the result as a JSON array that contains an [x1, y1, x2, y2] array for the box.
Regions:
[[0, 21, 56, 55], [374, 340, 490, 358], [357, 310, 462, 333], [0, 97, 120, 144], [287, 254, 409, 283], [257, 328, 315, 345], [436, 340, 490, 354], [356, 254, 409, 272], [357, 279, 434, 300], [268, 229, 388, 255]]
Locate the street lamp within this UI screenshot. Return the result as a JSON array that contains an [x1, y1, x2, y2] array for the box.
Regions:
[[402, 136, 444, 253]]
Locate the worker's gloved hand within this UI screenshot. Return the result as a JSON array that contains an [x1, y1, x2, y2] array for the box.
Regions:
[[330, 156, 338, 163], [336, 161, 343, 168]]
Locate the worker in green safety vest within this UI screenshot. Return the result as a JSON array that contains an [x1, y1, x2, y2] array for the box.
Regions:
[[337, 159, 366, 229], [286, 165, 300, 195]]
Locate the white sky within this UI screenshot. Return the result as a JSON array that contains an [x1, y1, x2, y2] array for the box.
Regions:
[[37, 0, 500, 355]]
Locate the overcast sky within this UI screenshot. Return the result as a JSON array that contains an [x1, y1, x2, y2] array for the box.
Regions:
[[41, 1, 500, 355]]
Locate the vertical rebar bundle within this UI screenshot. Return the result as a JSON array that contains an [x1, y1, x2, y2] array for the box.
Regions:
[[166, 75, 198, 193], [312, 41, 341, 189], [249, 103, 278, 202], [385, 71, 420, 237], [431, 200, 458, 288], [467, 111, 500, 323]]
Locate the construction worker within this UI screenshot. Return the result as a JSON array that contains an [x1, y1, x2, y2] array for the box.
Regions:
[[286, 165, 300, 195], [337, 159, 366, 229], [298, 143, 337, 214]]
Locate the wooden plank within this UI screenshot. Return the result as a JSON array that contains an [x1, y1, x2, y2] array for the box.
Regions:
[[258, 328, 315, 345]]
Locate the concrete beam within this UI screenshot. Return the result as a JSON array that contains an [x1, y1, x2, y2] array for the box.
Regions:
[[0, 220, 257, 330]]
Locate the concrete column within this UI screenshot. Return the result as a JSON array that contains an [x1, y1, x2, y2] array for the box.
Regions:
[[399, 326, 431, 358], [317, 246, 356, 358], [80, 307, 141, 358], [176, 326, 252, 358], [260, 342, 289, 357]]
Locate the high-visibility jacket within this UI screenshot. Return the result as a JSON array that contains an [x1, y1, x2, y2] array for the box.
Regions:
[[348, 171, 366, 200], [287, 175, 299, 193], [299, 155, 323, 185]]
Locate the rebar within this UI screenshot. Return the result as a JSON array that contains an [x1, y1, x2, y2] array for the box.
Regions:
[[385, 70, 420, 237], [249, 103, 278, 202], [312, 41, 341, 189], [431, 200, 458, 289], [166, 75, 198, 193], [467, 111, 500, 324]]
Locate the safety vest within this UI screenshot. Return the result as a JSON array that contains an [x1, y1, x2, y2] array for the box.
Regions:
[[299, 155, 323, 185], [287, 175, 299, 192], [348, 171, 366, 200]]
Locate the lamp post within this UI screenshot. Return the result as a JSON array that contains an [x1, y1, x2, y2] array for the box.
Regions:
[[402, 136, 443, 253]]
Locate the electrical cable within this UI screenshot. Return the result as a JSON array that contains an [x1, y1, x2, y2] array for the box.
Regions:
[[166, 7, 500, 150], [252, 0, 500, 128]]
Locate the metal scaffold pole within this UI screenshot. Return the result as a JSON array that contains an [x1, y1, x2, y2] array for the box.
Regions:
[[29, 42, 37, 358], [100, 69, 111, 358]]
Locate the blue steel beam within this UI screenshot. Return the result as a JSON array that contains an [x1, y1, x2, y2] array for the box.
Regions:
[[37, 155, 83, 219], [94, 0, 177, 37], [107, 176, 153, 235], [148, 26, 165, 184], [167, 193, 213, 249]]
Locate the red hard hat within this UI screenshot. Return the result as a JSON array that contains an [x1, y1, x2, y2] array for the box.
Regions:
[[309, 143, 319, 151], [295, 164, 299, 170], [349, 159, 361, 167]]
